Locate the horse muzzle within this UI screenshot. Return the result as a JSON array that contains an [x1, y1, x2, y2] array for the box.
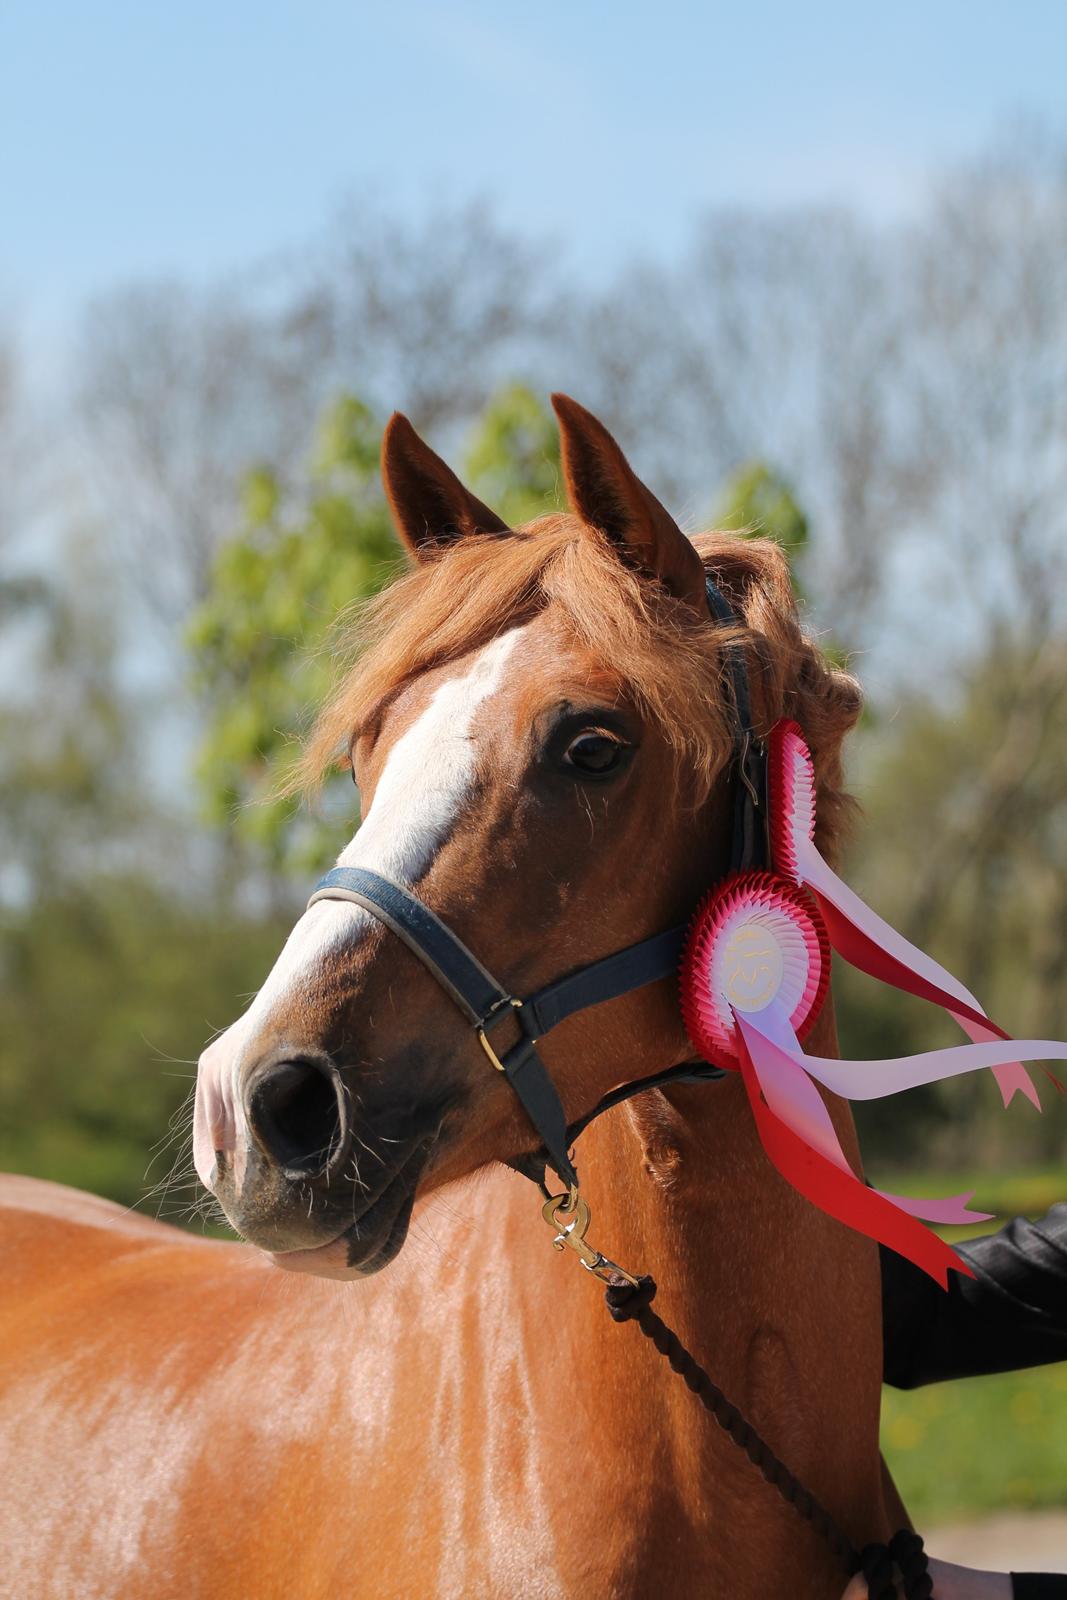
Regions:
[[194, 1027, 445, 1270]]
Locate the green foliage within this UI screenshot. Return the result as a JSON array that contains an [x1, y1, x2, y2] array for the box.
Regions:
[[715, 460, 809, 592], [0, 546, 148, 894], [713, 459, 859, 675], [882, 1167, 1067, 1523], [841, 635, 1067, 1168], [187, 387, 563, 875], [186, 397, 401, 874], [463, 382, 562, 524], [0, 877, 292, 1216]]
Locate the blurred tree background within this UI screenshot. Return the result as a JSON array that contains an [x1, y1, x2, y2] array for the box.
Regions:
[[2, 131, 1065, 1245], [4, 132, 1067, 1524]]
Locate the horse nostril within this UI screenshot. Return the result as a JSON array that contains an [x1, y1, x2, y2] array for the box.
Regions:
[[247, 1060, 348, 1178]]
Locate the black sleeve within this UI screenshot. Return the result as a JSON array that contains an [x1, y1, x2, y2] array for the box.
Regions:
[[881, 1203, 1067, 1389]]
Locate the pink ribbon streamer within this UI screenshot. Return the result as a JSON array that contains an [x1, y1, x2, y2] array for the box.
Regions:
[[792, 1032, 1067, 1101], [715, 719, 1057, 1281], [735, 1006, 991, 1230], [793, 834, 1038, 1109], [733, 1014, 973, 1287]]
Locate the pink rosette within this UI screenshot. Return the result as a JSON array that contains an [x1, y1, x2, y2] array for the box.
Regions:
[[680, 872, 830, 1071], [673, 715, 1051, 1282], [768, 718, 816, 882]]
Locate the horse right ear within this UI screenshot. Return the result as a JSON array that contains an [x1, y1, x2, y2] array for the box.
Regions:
[[381, 413, 509, 563], [551, 393, 707, 611]]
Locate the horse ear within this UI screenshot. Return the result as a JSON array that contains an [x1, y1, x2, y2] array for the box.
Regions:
[[381, 413, 509, 562], [551, 394, 706, 609]]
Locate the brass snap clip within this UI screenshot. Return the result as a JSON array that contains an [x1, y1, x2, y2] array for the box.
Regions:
[[541, 1186, 639, 1288]]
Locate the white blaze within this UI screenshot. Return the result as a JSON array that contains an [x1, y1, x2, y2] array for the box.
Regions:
[[193, 629, 523, 1186]]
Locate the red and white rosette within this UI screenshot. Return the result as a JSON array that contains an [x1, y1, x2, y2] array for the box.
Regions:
[[680, 872, 829, 1071], [670, 717, 1067, 1285]]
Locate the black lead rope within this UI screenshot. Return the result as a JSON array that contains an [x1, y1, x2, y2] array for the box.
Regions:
[[309, 571, 929, 1595], [605, 1275, 932, 1598]]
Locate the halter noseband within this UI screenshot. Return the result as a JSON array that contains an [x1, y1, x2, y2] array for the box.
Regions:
[[308, 575, 763, 1193]]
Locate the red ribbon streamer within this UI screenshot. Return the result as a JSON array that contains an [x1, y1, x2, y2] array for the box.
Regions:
[[736, 1030, 973, 1289]]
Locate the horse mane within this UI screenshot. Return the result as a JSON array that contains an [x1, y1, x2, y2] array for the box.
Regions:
[[298, 515, 862, 864]]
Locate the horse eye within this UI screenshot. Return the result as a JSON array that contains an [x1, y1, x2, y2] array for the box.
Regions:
[[564, 732, 625, 775]]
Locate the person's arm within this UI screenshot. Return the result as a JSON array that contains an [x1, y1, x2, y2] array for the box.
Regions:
[[843, 1564, 1065, 1597], [881, 1203, 1067, 1390]]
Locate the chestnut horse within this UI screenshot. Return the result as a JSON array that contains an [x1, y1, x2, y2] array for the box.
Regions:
[[2, 397, 911, 1598]]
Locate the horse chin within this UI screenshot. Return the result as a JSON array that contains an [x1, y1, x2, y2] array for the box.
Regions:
[[269, 1183, 418, 1280]]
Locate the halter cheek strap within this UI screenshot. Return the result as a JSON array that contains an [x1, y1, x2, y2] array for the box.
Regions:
[[705, 575, 768, 873]]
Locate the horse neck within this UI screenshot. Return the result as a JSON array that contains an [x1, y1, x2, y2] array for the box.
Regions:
[[561, 997, 890, 1558]]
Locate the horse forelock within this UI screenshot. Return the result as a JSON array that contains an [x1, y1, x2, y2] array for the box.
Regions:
[[296, 514, 862, 864]]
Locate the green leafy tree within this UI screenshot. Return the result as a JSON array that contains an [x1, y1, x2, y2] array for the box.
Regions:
[[188, 387, 562, 874], [0, 543, 148, 894], [463, 383, 562, 524], [713, 460, 858, 675], [714, 460, 809, 596], [186, 397, 400, 874], [0, 534, 296, 1215], [842, 632, 1067, 1167]]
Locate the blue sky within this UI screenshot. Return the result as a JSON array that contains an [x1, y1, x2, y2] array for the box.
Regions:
[[2, 0, 1065, 329]]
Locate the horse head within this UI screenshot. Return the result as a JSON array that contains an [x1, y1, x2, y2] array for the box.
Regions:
[[193, 397, 860, 1277]]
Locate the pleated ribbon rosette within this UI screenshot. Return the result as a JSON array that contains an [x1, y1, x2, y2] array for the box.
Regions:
[[680, 720, 1066, 1287]]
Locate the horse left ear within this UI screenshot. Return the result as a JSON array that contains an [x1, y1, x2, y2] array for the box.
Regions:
[[381, 412, 509, 562], [551, 393, 707, 610]]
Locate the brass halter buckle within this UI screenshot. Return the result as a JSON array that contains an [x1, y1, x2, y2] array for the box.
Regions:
[[541, 1186, 640, 1288], [476, 998, 527, 1073]]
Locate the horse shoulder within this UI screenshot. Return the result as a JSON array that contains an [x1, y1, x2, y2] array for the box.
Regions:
[[0, 1167, 573, 1598]]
